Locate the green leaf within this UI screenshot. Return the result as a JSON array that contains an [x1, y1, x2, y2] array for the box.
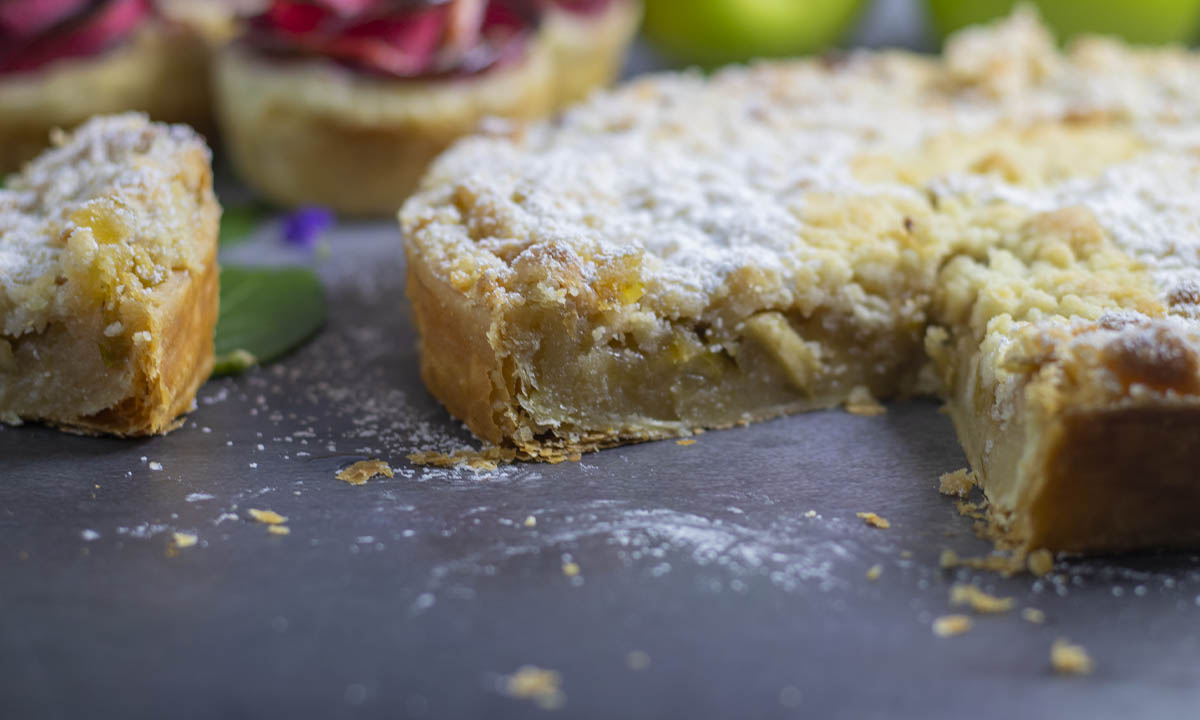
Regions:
[[219, 203, 269, 246], [212, 266, 325, 376]]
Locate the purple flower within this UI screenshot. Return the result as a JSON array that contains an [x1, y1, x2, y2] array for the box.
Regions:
[[281, 206, 334, 248]]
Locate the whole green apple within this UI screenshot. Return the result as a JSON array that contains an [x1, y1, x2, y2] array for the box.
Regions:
[[642, 0, 869, 68], [926, 0, 1200, 45]]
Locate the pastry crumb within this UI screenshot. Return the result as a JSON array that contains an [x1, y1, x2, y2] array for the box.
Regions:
[[503, 666, 565, 710], [866, 564, 883, 581], [844, 385, 886, 416], [932, 614, 972, 637], [523, 515, 537, 528], [1027, 548, 1055, 577], [248, 509, 287, 525], [939, 548, 1025, 575], [675, 438, 696, 446], [950, 583, 1014, 614], [1051, 638, 1094, 675], [562, 562, 580, 577], [172, 532, 198, 549], [938, 468, 977, 498], [268, 525, 291, 536], [409, 447, 517, 470], [1021, 608, 1046, 624], [954, 499, 987, 520], [336, 459, 394, 486], [804, 510, 818, 518], [857, 511, 890, 529]]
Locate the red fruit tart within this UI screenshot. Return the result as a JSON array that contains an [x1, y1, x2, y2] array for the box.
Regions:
[[215, 0, 558, 215], [0, 0, 219, 172]]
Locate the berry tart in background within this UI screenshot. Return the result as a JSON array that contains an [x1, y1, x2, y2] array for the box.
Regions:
[[542, 0, 640, 105], [215, 0, 641, 215], [0, 0, 231, 173]]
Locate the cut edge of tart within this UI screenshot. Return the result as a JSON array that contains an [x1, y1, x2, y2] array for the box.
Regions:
[[0, 113, 220, 437]]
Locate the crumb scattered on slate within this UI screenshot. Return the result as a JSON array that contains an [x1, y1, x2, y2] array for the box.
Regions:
[[503, 666, 565, 710], [248, 509, 287, 525], [172, 532, 198, 549], [950, 583, 1014, 614], [336, 459, 394, 486], [932, 614, 972, 637], [1051, 638, 1093, 675], [857, 512, 890, 529]]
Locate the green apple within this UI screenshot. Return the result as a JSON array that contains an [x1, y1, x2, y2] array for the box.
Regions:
[[926, 0, 1200, 45], [642, 0, 869, 68]]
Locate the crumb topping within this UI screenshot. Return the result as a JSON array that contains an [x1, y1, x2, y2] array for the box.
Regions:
[[949, 583, 1014, 614], [0, 113, 213, 338]]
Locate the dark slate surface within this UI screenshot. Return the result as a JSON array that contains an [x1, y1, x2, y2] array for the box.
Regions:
[[3, 220, 1200, 720]]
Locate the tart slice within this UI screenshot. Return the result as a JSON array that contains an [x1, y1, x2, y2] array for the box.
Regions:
[[0, 113, 220, 436]]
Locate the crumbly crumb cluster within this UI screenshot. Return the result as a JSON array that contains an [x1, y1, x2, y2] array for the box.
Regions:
[[0, 113, 211, 338]]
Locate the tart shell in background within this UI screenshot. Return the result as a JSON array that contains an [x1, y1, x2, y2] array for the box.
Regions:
[[214, 38, 554, 216], [543, 0, 641, 105], [0, 28, 210, 173]]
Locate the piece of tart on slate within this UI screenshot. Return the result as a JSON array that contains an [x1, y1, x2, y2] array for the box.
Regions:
[[0, 114, 220, 436], [401, 9, 1200, 554], [541, 0, 640, 105], [0, 0, 221, 174], [215, 0, 554, 216]]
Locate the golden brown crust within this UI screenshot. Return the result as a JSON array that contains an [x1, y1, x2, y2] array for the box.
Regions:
[[215, 43, 556, 215], [405, 244, 510, 446], [0, 23, 214, 174], [1025, 406, 1200, 553], [72, 241, 219, 436]]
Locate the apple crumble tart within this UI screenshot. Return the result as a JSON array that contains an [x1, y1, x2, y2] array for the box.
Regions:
[[0, 114, 220, 436], [402, 10, 1200, 552]]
